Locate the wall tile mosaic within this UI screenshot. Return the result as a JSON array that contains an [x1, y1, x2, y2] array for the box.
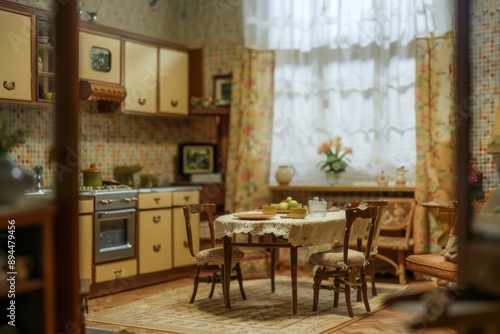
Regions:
[[79, 102, 216, 188], [470, 0, 500, 191]]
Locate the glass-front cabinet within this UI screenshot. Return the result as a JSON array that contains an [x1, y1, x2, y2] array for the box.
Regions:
[[36, 17, 55, 103]]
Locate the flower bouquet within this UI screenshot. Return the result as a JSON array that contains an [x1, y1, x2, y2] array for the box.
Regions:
[[317, 136, 353, 173]]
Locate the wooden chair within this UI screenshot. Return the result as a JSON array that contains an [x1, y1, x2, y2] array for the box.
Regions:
[[375, 198, 416, 284], [183, 203, 246, 303], [360, 199, 388, 296], [307, 206, 378, 317]]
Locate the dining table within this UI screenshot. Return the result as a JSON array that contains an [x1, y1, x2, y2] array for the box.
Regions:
[[215, 210, 347, 314]]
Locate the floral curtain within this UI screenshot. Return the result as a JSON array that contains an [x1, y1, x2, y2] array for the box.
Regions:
[[225, 47, 275, 212], [413, 34, 456, 254]]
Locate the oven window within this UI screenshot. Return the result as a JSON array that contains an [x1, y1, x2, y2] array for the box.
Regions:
[[94, 208, 135, 263], [100, 220, 127, 248]]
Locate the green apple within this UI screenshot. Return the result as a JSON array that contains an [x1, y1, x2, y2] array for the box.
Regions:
[[288, 200, 299, 208], [278, 201, 289, 210], [286, 196, 293, 203]]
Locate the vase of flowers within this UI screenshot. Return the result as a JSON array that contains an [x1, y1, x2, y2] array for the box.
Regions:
[[317, 136, 353, 185]]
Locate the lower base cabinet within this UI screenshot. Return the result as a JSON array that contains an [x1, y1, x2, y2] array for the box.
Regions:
[[95, 258, 138, 283], [139, 208, 173, 274], [78, 197, 93, 292], [80, 187, 201, 297], [172, 190, 200, 267]]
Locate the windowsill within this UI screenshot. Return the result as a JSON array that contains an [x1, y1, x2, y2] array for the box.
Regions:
[[269, 184, 415, 193]]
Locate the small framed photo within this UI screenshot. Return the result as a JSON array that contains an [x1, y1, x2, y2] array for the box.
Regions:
[[178, 143, 217, 175], [213, 74, 232, 106]]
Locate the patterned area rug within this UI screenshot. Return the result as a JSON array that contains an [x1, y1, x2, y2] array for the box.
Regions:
[[85, 276, 408, 334]]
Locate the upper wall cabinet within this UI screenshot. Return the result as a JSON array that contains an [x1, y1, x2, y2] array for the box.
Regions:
[[124, 40, 158, 114], [37, 17, 55, 103], [0, 9, 32, 102], [159, 48, 188, 116], [78, 31, 121, 84]]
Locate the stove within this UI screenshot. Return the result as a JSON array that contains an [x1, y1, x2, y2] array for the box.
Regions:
[[79, 185, 138, 210], [85, 185, 138, 264], [80, 184, 134, 193]]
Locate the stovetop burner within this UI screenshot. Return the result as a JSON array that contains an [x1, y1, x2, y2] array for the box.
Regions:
[[80, 185, 133, 192]]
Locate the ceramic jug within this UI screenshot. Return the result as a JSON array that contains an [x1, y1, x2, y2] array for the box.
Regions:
[[395, 166, 407, 185], [275, 165, 296, 185], [377, 170, 389, 186]]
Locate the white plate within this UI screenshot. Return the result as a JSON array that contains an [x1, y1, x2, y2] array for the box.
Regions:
[[233, 213, 275, 220]]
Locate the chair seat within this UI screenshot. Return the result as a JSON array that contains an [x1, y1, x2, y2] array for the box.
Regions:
[[308, 247, 366, 268], [378, 236, 413, 250], [406, 253, 457, 283], [196, 247, 245, 268]]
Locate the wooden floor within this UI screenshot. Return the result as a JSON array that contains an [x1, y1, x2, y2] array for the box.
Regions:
[[85, 270, 457, 334]]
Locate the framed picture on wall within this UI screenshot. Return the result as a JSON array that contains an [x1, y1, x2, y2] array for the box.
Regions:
[[213, 74, 232, 106], [178, 143, 217, 175]]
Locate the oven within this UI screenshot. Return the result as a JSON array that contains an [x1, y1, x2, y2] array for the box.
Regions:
[[91, 189, 138, 264]]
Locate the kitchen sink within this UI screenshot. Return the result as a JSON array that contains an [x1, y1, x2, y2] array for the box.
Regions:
[[24, 189, 55, 199]]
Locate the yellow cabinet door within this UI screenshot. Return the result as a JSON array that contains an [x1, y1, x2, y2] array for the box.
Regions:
[[78, 31, 121, 84], [139, 209, 173, 274], [0, 10, 32, 101], [78, 214, 93, 286], [124, 40, 157, 114], [159, 48, 188, 116], [172, 206, 199, 267]]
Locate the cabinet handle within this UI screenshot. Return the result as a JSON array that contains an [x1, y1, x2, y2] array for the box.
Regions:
[[153, 244, 161, 252], [113, 269, 122, 277], [183, 196, 190, 203], [153, 215, 161, 223], [183, 241, 188, 248], [171, 100, 178, 107], [3, 81, 15, 91], [154, 197, 161, 204], [138, 98, 146, 105]]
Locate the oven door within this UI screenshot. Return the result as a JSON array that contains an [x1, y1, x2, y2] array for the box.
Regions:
[[94, 208, 136, 263]]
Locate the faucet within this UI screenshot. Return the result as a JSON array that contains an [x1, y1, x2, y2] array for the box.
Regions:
[[32, 165, 43, 193]]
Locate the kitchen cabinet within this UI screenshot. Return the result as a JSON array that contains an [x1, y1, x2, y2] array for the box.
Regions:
[[172, 190, 200, 267], [78, 197, 93, 292], [78, 30, 121, 84], [95, 258, 137, 283], [0, 9, 32, 101], [123, 40, 189, 116], [0, 201, 56, 333], [36, 17, 55, 103], [124, 40, 158, 114], [159, 47, 189, 116], [138, 192, 173, 274]]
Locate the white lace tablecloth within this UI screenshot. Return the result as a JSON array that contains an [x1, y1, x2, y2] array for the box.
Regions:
[[215, 211, 346, 247]]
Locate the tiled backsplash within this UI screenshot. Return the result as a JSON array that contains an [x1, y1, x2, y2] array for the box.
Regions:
[[470, 0, 500, 191], [1, 102, 217, 188]]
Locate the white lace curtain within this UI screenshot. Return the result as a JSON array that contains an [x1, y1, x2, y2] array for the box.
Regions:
[[243, 0, 453, 184]]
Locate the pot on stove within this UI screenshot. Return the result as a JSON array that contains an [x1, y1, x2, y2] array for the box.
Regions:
[[81, 163, 103, 187]]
